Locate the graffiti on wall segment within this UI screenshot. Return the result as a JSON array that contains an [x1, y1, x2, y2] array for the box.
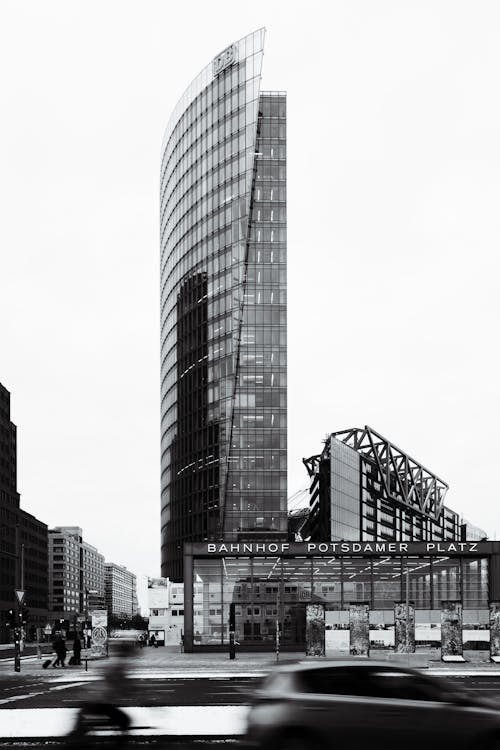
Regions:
[[349, 603, 369, 656], [490, 603, 500, 658], [394, 602, 415, 653], [441, 601, 463, 657], [90, 609, 108, 658], [306, 603, 325, 656]]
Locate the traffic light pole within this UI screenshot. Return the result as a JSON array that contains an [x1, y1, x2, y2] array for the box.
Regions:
[[2, 525, 26, 672], [229, 603, 236, 660], [14, 622, 21, 672], [14, 527, 21, 672]]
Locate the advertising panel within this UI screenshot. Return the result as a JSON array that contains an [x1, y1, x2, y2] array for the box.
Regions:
[[394, 601, 415, 653], [490, 602, 500, 660], [349, 603, 369, 656], [441, 601, 463, 659], [305, 603, 325, 656]]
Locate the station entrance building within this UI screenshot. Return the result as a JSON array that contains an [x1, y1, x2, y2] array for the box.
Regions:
[[183, 540, 500, 653]]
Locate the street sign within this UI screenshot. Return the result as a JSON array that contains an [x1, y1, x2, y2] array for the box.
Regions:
[[15, 590, 25, 605], [44, 624, 52, 635]]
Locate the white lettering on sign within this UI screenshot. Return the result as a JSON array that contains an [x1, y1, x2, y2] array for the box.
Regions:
[[426, 542, 477, 553], [213, 45, 237, 77], [201, 541, 484, 556]]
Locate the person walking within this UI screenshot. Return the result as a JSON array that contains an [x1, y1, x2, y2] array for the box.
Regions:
[[53, 635, 67, 667], [72, 634, 82, 666]]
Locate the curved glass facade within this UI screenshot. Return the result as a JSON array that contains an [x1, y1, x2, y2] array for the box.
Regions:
[[160, 30, 287, 580]]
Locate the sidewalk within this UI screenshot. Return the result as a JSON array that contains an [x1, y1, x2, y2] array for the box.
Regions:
[[1, 644, 500, 678]]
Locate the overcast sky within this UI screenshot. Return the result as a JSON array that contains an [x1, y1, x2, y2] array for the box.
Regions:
[[1, 1, 499, 609]]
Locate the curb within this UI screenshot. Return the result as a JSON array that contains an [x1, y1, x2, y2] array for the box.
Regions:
[[0, 740, 242, 745]]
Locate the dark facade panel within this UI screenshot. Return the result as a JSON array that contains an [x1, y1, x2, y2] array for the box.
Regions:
[[0, 383, 48, 641]]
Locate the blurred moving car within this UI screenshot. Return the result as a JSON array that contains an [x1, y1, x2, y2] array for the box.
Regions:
[[244, 660, 500, 750]]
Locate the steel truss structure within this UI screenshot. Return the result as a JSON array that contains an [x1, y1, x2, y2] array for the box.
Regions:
[[304, 426, 449, 522]]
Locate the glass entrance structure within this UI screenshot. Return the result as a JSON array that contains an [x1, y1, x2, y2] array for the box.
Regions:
[[183, 541, 498, 651], [160, 30, 287, 580]]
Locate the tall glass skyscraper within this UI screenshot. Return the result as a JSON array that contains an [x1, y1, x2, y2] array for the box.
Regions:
[[160, 30, 287, 580]]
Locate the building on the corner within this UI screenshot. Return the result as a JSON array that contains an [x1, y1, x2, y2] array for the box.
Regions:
[[0, 383, 48, 642], [104, 562, 137, 621], [147, 577, 182, 646], [160, 29, 287, 580], [48, 526, 105, 628], [147, 578, 169, 645], [301, 426, 487, 544], [18, 511, 49, 637], [147, 577, 204, 646]]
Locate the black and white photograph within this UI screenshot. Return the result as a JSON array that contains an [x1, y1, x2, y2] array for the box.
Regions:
[[1, 1, 499, 747]]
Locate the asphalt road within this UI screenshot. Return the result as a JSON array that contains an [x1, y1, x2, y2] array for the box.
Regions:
[[0, 675, 255, 708], [1, 673, 500, 709]]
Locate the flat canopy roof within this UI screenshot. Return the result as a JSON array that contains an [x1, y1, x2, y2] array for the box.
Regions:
[[186, 541, 498, 557]]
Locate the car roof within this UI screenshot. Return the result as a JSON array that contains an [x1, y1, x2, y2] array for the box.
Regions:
[[267, 660, 421, 674]]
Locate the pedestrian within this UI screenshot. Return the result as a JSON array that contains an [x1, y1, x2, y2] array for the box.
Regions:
[[72, 634, 82, 665], [149, 633, 156, 648], [53, 635, 67, 667]]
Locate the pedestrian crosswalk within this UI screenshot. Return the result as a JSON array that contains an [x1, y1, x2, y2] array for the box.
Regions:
[[0, 705, 248, 738]]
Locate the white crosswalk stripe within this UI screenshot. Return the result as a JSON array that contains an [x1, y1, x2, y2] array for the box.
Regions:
[[0, 705, 249, 738]]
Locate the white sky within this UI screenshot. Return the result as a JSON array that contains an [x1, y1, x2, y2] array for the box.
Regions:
[[1, 1, 499, 609]]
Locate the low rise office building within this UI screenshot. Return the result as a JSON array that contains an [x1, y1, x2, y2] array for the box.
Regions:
[[104, 562, 137, 621], [48, 526, 105, 628]]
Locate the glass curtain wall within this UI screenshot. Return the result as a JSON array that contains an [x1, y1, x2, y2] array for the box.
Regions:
[[224, 91, 287, 538], [192, 555, 489, 647], [160, 30, 287, 580]]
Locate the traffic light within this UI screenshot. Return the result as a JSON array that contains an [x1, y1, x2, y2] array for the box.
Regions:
[[6, 609, 16, 627], [20, 607, 29, 624]]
